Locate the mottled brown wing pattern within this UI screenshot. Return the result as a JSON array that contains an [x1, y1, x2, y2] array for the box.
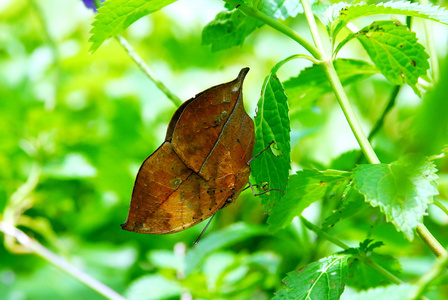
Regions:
[[121, 68, 254, 234]]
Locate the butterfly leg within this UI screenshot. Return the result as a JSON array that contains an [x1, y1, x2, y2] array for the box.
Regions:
[[193, 214, 216, 245], [247, 141, 276, 165], [247, 181, 284, 196]]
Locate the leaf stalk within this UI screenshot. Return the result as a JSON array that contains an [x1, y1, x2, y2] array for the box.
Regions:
[[301, 217, 404, 285], [225, 0, 322, 59], [115, 35, 183, 107]]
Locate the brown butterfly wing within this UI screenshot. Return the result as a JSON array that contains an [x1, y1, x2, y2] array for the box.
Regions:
[[170, 68, 250, 176], [121, 142, 235, 234], [122, 68, 254, 234]]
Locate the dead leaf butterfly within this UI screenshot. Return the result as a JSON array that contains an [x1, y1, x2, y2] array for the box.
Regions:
[[121, 68, 254, 234]]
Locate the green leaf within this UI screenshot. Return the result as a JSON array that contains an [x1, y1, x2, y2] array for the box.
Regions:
[[268, 170, 351, 231], [261, 0, 303, 20], [202, 0, 302, 52], [89, 0, 177, 53], [342, 284, 416, 300], [352, 155, 438, 241], [126, 274, 182, 300], [318, 1, 448, 38], [252, 65, 291, 213], [322, 186, 370, 228], [344, 240, 402, 290], [348, 252, 402, 290], [185, 223, 267, 275], [273, 255, 349, 300], [337, 21, 429, 96], [284, 59, 378, 109], [202, 9, 263, 51]]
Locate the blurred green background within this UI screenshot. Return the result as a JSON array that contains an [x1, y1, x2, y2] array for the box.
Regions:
[[1, 0, 448, 299]]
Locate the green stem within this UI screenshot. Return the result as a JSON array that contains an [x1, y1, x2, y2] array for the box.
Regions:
[[300, 217, 350, 250], [115, 35, 183, 107], [300, 0, 327, 58], [226, 0, 321, 59], [363, 257, 403, 285], [407, 252, 448, 300], [416, 225, 447, 258], [299, 0, 381, 164], [4, 163, 41, 226], [322, 61, 381, 164], [272, 54, 320, 73], [301, 217, 403, 285], [0, 222, 125, 300], [433, 199, 448, 216]]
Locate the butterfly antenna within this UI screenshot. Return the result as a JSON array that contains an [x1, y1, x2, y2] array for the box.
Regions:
[[193, 214, 216, 245]]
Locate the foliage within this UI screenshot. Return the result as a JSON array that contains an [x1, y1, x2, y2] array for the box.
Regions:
[[2, 0, 448, 299], [353, 155, 438, 241], [273, 255, 349, 300]]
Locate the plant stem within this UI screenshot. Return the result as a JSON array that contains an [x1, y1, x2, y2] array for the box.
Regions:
[[300, 0, 326, 58], [322, 63, 381, 164], [225, 0, 321, 59], [301, 217, 404, 285], [433, 199, 448, 216], [299, 0, 381, 164], [407, 252, 448, 300], [363, 257, 403, 285], [300, 217, 350, 250], [0, 222, 125, 300], [115, 35, 183, 107], [416, 225, 447, 257]]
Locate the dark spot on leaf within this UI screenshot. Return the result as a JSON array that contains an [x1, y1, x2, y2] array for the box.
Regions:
[[411, 60, 416, 67]]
